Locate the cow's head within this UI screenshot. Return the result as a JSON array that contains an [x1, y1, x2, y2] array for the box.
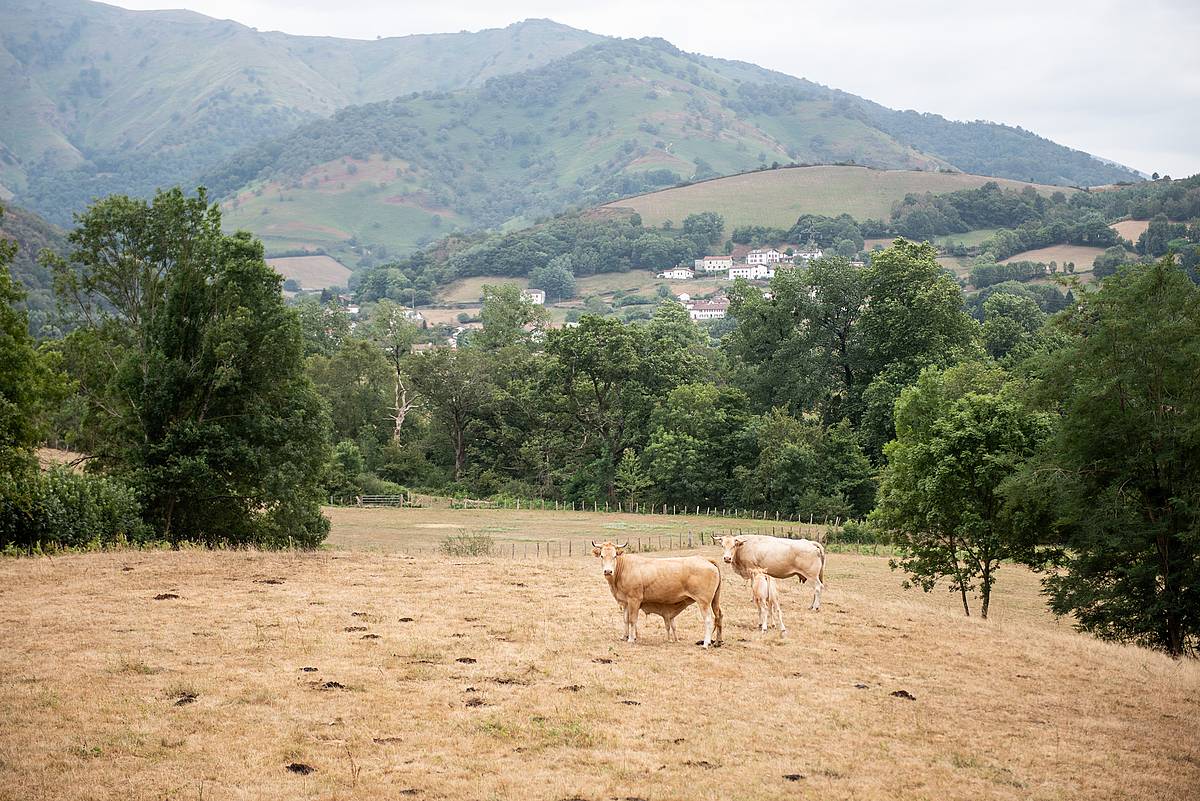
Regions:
[[591, 540, 627, 576], [715, 535, 746, 564]]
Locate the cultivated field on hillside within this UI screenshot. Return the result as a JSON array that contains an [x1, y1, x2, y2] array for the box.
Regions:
[[1110, 219, 1150, 243], [2, 507, 1197, 801], [604, 166, 1076, 234], [1000, 244, 1105, 269], [266, 255, 352, 290], [440, 276, 531, 303]]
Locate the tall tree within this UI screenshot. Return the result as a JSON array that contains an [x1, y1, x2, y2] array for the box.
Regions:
[[1017, 258, 1200, 655], [0, 215, 58, 479], [477, 283, 549, 350], [49, 188, 331, 546], [366, 299, 421, 440], [406, 347, 490, 481], [873, 361, 1050, 618]]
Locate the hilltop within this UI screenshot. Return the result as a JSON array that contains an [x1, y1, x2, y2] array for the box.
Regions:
[[0, 0, 600, 220], [601, 165, 1078, 233]]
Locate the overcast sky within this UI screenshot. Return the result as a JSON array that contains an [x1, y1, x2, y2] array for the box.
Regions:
[[111, 0, 1200, 177]]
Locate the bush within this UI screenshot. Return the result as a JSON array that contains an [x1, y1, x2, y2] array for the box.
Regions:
[[832, 519, 883, 545], [1, 469, 152, 552], [439, 531, 494, 557]]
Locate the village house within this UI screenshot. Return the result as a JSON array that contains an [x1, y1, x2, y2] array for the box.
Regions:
[[522, 288, 546, 305], [729, 264, 774, 280], [694, 255, 734, 272], [746, 248, 785, 265], [794, 245, 824, 262], [657, 266, 695, 280], [685, 297, 730, 321]]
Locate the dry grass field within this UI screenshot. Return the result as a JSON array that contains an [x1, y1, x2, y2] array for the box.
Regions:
[[2, 507, 1198, 801], [265, 255, 352, 290], [1110, 219, 1150, 243], [1000, 245, 1105, 269]]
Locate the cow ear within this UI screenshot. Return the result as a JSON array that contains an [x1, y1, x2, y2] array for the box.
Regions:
[[733, 537, 746, 546], [591, 547, 602, 557]]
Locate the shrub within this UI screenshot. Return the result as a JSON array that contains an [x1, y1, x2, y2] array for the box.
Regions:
[[0, 468, 151, 552], [439, 531, 494, 557]]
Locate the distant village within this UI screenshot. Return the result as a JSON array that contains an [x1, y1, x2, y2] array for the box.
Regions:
[[661, 244, 849, 321]]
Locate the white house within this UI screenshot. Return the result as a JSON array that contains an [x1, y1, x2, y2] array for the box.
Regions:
[[794, 246, 823, 262], [747, 248, 784, 265], [685, 297, 730, 321], [656, 267, 695, 280], [522, 288, 546, 305], [729, 264, 774, 280], [694, 255, 734, 272]]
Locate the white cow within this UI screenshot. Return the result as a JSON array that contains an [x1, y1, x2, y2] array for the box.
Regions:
[[715, 534, 825, 611], [592, 540, 723, 647], [750, 569, 786, 633]]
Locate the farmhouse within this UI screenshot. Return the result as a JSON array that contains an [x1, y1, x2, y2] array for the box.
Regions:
[[522, 288, 546, 305], [729, 264, 774, 280], [694, 255, 734, 272], [657, 266, 695, 280], [794, 245, 824, 262], [747, 248, 785, 265], [684, 296, 730, 321]]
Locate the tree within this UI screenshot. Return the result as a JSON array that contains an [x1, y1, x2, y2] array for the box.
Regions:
[[682, 212, 724, 248], [477, 283, 549, 350], [0, 219, 58, 479], [49, 188, 331, 546], [528, 255, 576, 302], [1017, 258, 1200, 655], [366, 299, 421, 439], [295, 298, 351, 357], [981, 292, 1045, 361], [613, 448, 650, 509], [306, 338, 392, 443], [406, 347, 490, 481], [873, 361, 1050, 618]]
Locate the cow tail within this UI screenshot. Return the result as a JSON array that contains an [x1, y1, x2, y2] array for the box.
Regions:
[[818, 542, 826, 585]]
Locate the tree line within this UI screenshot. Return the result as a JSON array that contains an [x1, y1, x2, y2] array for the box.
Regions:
[[1, 190, 1198, 657]]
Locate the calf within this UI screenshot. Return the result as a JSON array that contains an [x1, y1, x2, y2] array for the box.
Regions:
[[715, 534, 826, 611], [592, 540, 723, 647], [750, 569, 786, 633]]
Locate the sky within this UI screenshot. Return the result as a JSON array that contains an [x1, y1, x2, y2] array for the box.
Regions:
[[110, 0, 1200, 178]]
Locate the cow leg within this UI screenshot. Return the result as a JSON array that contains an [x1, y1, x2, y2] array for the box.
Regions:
[[624, 601, 641, 643], [809, 575, 824, 611], [774, 596, 787, 633], [664, 613, 677, 643], [757, 598, 769, 632], [699, 602, 715, 648]]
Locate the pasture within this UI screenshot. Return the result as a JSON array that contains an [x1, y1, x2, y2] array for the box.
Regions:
[[266, 255, 352, 291], [1000, 244, 1105, 272], [1, 506, 1197, 800], [603, 166, 1075, 235], [1110, 219, 1150, 243]]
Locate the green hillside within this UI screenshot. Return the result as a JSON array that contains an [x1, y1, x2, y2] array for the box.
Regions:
[[602, 165, 1077, 232], [206, 37, 1137, 264], [0, 202, 67, 336], [0, 0, 600, 221]]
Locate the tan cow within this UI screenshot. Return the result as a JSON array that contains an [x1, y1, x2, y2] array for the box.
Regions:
[[715, 534, 826, 611], [750, 569, 786, 633], [591, 540, 723, 647]]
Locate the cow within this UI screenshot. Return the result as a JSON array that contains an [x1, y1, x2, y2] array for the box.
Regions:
[[591, 540, 723, 647], [715, 534, 825, 611], [750, 569, 786, 633]]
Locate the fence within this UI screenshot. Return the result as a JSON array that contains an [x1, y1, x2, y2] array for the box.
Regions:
[[435, 524, 891, 561]]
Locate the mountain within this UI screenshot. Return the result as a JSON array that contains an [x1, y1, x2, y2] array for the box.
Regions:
[[0, 0, 601, 221], [202, 37, 1140, 265], [0, 201, 66, 336]]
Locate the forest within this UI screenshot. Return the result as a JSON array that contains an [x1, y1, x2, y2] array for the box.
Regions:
[[2, 187, 1198, 655]]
